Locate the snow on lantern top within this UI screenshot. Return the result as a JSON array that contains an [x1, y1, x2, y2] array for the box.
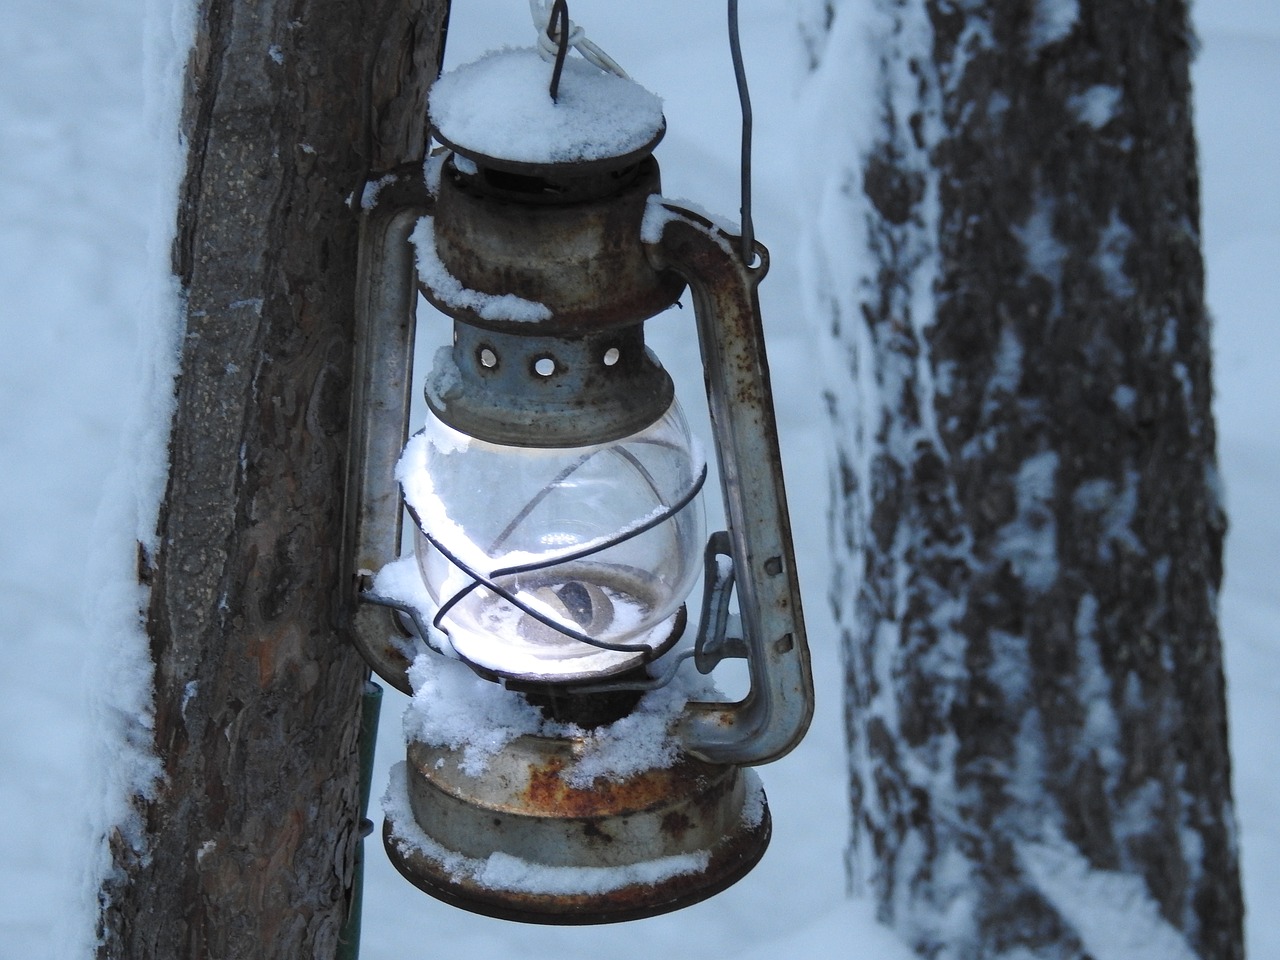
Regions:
[[429, 48, 665, 170]]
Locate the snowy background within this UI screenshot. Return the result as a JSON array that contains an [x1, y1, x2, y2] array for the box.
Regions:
[[1, 0, 1275, 957]]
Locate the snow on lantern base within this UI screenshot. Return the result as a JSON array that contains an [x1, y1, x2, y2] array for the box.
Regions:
[[379, 653, 770, 923]]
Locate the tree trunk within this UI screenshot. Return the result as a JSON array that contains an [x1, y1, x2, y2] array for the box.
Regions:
[[801, 0, 1244, 957], [96, 1, 446, 955]]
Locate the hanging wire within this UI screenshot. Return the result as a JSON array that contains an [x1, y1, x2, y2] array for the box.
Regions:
[[728, 0, 755, 263], [528, 0, 629, 79], [547, 0, 571, 101]]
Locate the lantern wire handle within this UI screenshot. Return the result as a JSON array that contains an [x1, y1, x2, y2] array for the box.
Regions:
[[547, 0, 571, 101], [728, 0, 755, 264], [529, 0, 629, 80]]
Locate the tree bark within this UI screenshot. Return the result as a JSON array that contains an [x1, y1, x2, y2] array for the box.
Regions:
[[804, 0, 1244, 957], [96, 1, 446, 956]]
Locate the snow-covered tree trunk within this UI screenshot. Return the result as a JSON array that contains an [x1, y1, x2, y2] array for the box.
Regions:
[[95, 1, 445, 956], [798, 1, 1244, 957]]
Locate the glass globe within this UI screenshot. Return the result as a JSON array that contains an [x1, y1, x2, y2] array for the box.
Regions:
[[399, 400, 706, 683]]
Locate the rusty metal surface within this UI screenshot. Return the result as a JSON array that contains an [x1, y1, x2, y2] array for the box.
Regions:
[[343, 166, 436, 694], [427, 154, 684, 335], [386, 733, 771, 923], [383, 810, 770, 925], [420, 152, 685, 447], [432, 124, 667, 185], [644, 202, 815, 767], [402, 735, 749, 864]]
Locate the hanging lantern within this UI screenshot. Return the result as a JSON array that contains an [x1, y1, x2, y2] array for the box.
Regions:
[[343, 5, 812, 925]]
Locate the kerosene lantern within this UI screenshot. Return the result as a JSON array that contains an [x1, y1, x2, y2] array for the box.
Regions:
[[343, 2, 812, 924]]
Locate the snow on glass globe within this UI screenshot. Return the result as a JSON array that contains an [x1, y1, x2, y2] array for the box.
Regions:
[[398, 399, 705, 684]]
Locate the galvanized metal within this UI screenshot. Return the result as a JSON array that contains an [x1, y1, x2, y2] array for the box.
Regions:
[[693, 530, 749, 673], [344, 42, 815, 930], [347, 159, 811, 925], [420, 152, 685, 447], [347, 173, 814, 759], [343, 165, 434, 694], [425, 322, 675, 448], [385, 734, 770, 924], [644, 201, 815, 767]]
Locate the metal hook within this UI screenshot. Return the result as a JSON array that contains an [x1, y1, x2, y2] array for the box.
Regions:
[[548, 0, 571, 102]]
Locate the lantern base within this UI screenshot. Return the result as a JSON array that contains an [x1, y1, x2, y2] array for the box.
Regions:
[[383, 735, 771, 924]]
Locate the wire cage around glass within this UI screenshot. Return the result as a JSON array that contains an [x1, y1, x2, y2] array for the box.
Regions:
[[401, 397, 706, 685]]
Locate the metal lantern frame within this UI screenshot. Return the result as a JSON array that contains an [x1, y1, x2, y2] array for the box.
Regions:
[[339, 10, 813, 924], [344, 163, 812, 763]]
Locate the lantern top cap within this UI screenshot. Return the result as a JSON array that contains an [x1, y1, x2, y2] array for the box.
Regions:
[[429, 47, 665, 176]]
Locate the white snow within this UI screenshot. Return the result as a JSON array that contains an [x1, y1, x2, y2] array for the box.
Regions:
[[410, 215, 552, 323], [641, 193, 742, 246], [1072, 468, 1144, 563], [398, 647, 720, 786], [1027, 0, 1080, 53], [2, 0, 1277, 958], [360, 172, 398, 211], [1013, 192, 1067, 311], [1068, 84, 1123, 129], [1072, 594, 1124, 787], [559, 666, 721, 787], [1019, 836, 1200, 960], [429, 47, 664, 165], [1095, 210, 1135, 297], [402, 653, 548, 775], [993, 450, 1061, 593], [368, 554, 453, 657], [71, 0, 196, 954], [960, 325, 1023, 455], [1113, 383, 1137, 412]]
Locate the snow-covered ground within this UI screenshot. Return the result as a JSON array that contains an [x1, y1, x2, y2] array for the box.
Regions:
[[0, 1, 1274, 957]]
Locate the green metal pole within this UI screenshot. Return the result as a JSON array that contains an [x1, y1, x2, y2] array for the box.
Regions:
[[337, 680, 383, 960]]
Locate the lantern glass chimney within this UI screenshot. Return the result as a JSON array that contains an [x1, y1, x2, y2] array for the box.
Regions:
[[403, 397, 705, 683]]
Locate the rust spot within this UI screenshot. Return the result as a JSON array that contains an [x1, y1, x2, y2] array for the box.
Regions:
[[661, 811, 693, 841], [692, 772, 735, 817], [520, 754, 726, 818], [581, 820, 614, 844]]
